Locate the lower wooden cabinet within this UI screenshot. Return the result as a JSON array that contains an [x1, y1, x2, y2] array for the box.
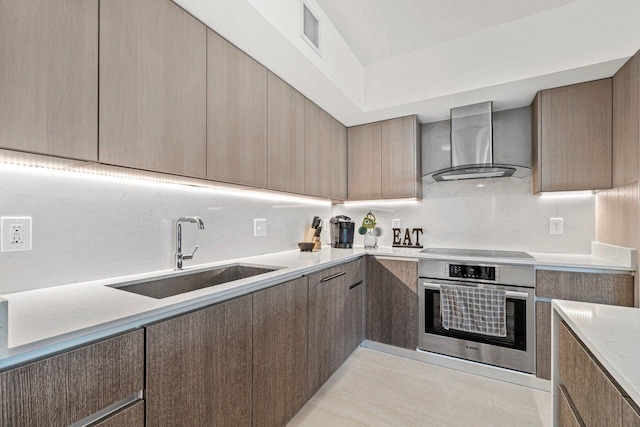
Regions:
[[366, 257, 418, 350], [253, 277, 309, 427], [308, 259, 364, 397], [535, 270, 633, 379], [145, 295, 253, 427], [558, 320, 640, 426], [0, 330, 144, 427]]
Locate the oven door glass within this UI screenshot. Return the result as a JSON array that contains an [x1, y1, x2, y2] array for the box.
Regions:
[[424, 289, 527, 351]]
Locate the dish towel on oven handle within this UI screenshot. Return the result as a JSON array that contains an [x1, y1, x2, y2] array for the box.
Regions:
[[440, 284, 507, 337]]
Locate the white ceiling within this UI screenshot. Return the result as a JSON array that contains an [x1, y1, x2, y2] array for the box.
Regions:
[[315, 0, 579, 65], [174, 0, 640, 125]]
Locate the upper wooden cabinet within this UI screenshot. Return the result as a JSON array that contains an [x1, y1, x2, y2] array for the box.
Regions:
[[267, 72, 306, 194], [613, 50, 640, 187], [347, 116, 421, 200], [0, 0, 98, 161], [99, 0, 207, 178], [207, 30, 267, 188], [305, 99, 347, 200], [531, 79, 612, 193]]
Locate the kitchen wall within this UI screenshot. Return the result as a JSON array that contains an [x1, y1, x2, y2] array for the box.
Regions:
[[337, 175, 595, 253], [0, 164, 331, 295], [338, 106, 596, 253]]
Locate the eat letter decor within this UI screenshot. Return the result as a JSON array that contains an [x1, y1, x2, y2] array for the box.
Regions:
[[392, 228, 423, 248]]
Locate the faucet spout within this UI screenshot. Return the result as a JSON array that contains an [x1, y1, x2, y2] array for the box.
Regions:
[[175, 216, 205, 270]]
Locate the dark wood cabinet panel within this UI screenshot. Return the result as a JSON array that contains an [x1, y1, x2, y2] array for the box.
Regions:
[[536, 301, 552, 380], [253, 277, 308, 427], [559, 321, 621, 427], [207, 30, 267, 187], [536, 270, 633, 380], [308, 260, 364, 397], [146, 295, 253, 427], [305, 100, 347, 199], [623, 397, 640, 427], [613, 51, 640, 187], [267, 72, 306, 194], [0, 330, 143, 427], [347, 122, 382, 200], [532, 79, 612, 193], [558, 384, 583, 427], [366, 257, 418, 350], [67, 329, 144, 422], [0, 353, 68, 427], [0, 0, 98, 161], [99, 0, 207, 177], [92, 401, 144, 427], [536, 270, 633, 305], [381, 116, 421, 199]]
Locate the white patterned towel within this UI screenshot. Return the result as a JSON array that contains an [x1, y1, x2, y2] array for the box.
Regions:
[[440, 284, 507, 337]]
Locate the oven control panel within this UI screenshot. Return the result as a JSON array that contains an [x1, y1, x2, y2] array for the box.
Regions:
[[447, 264, 497, 281]]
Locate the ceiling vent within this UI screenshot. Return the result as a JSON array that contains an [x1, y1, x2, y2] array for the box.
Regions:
[[301, 2, 321, 55]]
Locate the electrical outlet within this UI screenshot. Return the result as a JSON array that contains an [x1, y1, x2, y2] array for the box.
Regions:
[[254, 218, 267, 236], [392, 219, 402, 229], [1, 217, 32, 251], [550, 217, 564, 235]]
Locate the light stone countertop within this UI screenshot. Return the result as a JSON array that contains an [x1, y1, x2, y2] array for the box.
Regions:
[[553, 300, 640, 406], [0, 245, 634, 370]]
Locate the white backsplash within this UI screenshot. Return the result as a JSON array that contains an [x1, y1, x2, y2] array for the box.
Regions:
[[0, 165, 595, 295], [337, 176, 595, 253], [0, 165, 331, 294]]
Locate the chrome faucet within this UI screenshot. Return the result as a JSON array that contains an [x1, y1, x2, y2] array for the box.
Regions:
[[175, 216, 205, 270]]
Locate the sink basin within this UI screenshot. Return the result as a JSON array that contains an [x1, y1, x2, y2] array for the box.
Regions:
[[110, 264, 282, 299]]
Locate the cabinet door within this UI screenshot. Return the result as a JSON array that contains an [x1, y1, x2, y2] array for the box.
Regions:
[[305, 100, 347, 199], [308, 262, 362, 397], [347, 122, 382, 200], [0, 330, 143, 427], [253, 278, 308, 427], [267, 72, 306, 193], [559, 321, 621, 427], [613, 51, 640, 187], [535, 79, 612, 192], [333, 122, 348, 200], [99, 0, 207, 177], [0, 0, 98, 160], [0, 353, 68, 427], [535, 301, 552, 380], [536, 270, 634, 306], [207, 30, 267, 187], [146, 296, 252, 426], [381, 116, 421, 199], [366, 257, 418, 350], [558, 385, 582, 427]]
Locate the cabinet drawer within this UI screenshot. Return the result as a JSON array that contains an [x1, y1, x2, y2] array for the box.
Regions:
[[558, 384, 584, 427], [536, 270, 633, 305], [0, 330, 144, 427], [91, 401, 144, 427], [559, 321, 622, 426]]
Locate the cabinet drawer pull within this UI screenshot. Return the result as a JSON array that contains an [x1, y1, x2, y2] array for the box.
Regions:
[[321, 272, 346, 282], [349, 281, 362, 290]]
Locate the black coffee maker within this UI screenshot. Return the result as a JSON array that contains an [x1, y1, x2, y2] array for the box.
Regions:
[[330, 215, 355, 248]]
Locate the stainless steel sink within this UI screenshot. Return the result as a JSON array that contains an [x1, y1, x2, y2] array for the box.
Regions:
[[110, 264, 282, 299]]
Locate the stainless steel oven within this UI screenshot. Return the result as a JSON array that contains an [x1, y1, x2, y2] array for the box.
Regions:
[[418, 255, 535, 374]]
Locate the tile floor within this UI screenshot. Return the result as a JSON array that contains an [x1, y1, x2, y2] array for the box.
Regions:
[[288, 347, 551, 427]]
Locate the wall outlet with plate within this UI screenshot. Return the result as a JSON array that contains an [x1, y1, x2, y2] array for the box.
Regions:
[[1, 217, 32, 251], [549, 218, 564, 235], [254, 218, 267, 236]]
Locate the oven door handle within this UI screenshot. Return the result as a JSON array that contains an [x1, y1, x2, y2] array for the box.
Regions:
[[421, 282, 530, 300]]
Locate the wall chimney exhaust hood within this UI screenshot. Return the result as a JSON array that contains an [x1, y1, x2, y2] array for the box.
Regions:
[[423, 102, 530, 183]]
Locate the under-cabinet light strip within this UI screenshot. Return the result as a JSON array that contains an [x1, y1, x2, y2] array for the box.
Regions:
[[538, 191, 595, 198], [0, 161, 332, 206]]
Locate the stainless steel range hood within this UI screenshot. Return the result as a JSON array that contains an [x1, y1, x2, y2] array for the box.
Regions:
[[423, 102, 530, 183]]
